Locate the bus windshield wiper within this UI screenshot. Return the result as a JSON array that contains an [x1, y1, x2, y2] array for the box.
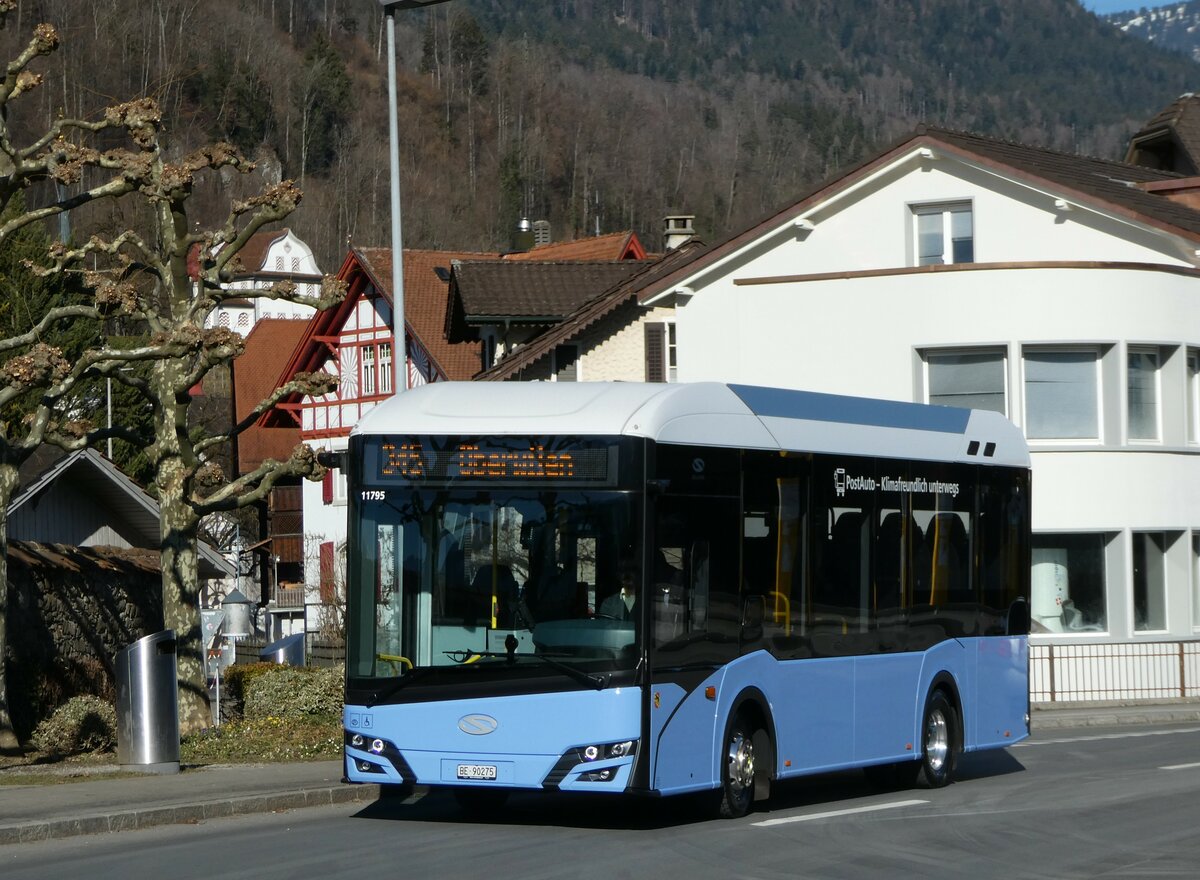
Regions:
[[444, 648, 609, 691], [366, 666, 433, 707]]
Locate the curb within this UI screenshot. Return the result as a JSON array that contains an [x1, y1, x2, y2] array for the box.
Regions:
[[0, 782, 381, 846]]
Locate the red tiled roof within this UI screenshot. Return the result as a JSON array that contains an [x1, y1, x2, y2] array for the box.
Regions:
[[356, 247, 495, 381], [502, 231, 646, 262], [233, 318, 308, 472]]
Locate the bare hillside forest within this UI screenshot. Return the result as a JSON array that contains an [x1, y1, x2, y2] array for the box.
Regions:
[[2, 0, 1197, 271]]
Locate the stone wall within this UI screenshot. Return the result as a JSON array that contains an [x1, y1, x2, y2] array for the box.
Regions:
[[5, 541, 164, 740]]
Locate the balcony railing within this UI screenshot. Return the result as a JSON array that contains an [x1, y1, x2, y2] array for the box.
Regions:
[[1031, 640, 1200, 703], [273, 585, 305, 609]]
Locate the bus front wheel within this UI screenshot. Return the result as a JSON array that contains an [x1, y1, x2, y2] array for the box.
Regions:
[[717, 715, 759, 819], [909, 689, 960, 789]]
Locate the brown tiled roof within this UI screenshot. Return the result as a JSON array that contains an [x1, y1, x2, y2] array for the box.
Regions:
[[450, 260, 651, 323], [478, 243, 705, 381], [356, 247, 494, 381], [1125, 94, 1200, 175], [235, 228, 290, 274], [503, 231, 646, 261], [234, 318, 309, 472]]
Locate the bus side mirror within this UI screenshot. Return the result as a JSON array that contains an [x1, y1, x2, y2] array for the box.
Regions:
[[1007, 597, 1030, 636]]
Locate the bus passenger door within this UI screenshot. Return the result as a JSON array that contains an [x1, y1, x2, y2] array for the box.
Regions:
[[648, 492, 740, 795]]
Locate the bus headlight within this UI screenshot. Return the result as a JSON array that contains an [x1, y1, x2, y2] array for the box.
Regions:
[[370, 738, 386, 754], [351, 734, 365, 748], [609, 741, 634, 758]]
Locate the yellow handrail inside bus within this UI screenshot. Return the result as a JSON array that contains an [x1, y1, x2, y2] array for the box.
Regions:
[[377, 653, 413, 673], [769, 591, 791, 636]]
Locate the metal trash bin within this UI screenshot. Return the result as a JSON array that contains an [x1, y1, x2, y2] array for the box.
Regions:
[[260, 632, 306, 666], [115, 629, 181, 774]]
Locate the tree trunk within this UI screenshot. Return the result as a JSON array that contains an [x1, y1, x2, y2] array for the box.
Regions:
[[0, 464, 19, 750], [158, 463, 209, 735]]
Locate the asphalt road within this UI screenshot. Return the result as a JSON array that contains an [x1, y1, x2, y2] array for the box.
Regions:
[[4, 723, 1199, 880]]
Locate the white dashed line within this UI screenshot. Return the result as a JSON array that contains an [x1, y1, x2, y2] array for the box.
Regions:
[[752, 798, 929, 827], [1016, 726, 1200, 747], [1160, 761, 1200, 771]]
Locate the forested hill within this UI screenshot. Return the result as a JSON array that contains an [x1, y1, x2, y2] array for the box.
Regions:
[[1, 0, 1197, 271]]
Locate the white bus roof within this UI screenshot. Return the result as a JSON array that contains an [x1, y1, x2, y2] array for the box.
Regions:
[[353, 382, 1029, 468]]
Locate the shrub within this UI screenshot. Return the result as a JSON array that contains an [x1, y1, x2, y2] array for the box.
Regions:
[[244, 664, 343, 720], [223, 662, 278, 719], [31, 695, 117, 755], [181, 715, 342, 764]]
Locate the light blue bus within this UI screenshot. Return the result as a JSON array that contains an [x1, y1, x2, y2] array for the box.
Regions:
[[342, 382, 1030, 817]]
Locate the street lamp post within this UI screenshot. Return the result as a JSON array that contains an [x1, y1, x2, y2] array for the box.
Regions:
[[379, 0, 454, 394]]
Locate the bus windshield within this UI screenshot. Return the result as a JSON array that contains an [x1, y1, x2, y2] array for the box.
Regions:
[[348, 487, 640, 680]]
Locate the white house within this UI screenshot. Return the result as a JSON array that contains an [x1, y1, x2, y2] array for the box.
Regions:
[[487, 124, 1200, 703], [202, 228, 321, 337]]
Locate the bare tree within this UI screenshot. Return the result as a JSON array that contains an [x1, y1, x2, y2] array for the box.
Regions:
[[0, 7, 182, 750], [52, 153, 346, 735], [0, 4, 345, 743]]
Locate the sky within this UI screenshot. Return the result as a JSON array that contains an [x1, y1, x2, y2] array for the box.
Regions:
[[1081, 0, 1176, 13]]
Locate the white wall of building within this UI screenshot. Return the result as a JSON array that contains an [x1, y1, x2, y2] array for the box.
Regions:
[[664, 149, 1200, 647]]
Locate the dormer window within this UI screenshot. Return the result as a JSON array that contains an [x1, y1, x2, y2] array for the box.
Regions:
[[914, 202, 973, 266]]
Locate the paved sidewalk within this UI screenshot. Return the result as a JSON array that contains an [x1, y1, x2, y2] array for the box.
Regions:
[[1031, 697, 1200, 730], [2, 699, 1199, 846], [0, 760, 379, 846]]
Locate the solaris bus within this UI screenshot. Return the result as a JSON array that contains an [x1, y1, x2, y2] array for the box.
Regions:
[[341, 381, 1031, 817]]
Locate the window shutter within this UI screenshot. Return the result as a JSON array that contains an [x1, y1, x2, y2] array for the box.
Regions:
[[319, 541, 336, 603], [322, 470, 333, 505], [644, 322, 666, 382]]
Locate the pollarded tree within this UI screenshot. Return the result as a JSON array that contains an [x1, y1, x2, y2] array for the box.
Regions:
[[0, 6, 343, 742], [0, 7, 186, 750], [40, 129, 346, 737]]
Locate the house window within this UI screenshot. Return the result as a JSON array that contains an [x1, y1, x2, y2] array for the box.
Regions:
[[362, 345, 376, 396], [925, 349, 1006, 414], [379, 342, 393, 394], [1023, 348, 1100, 440], [666, 322, 678, 382], [1187, 349, 1199, 444], [643, 322, 676, 383], [914, 202, 973, 266], [554, 345, 579, 382], [1133, 531, 1167, 632], [1126, 347, 1160, 441], [1031, 534, 1108, 633]]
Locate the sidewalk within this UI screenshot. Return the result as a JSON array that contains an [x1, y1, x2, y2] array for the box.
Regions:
[[1031, 696, 1200, 730], [0, 759, 379, 845], [2, 700, 1199, 846]]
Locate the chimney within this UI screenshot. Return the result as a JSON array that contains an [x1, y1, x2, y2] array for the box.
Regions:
[[663, 214, 695, 250], [513, 217, 534, 252], [533, 219, 551, 246]]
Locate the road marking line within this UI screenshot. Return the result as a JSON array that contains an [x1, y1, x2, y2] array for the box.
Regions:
[[1160, 762, 1200, 770], [1016, 726, 1200, 747], [752, 799, 929, 827]]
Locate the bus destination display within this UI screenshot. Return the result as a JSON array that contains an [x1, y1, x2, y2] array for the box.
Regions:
[[379, 439, 611, 483]]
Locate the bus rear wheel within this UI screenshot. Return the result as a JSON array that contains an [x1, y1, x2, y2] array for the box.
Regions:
[[909, 689, 960, 789], [717, 715, 758, 819]]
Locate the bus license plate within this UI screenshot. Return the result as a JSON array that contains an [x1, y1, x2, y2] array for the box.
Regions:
[[457, 763, 498, 781]]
